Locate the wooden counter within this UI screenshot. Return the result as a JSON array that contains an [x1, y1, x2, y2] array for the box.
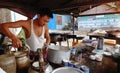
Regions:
[[17, 44, 119, 73]]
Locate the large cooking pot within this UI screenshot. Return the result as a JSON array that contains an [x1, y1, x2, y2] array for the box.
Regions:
[[47, 45, 71, 64], [51, 67, 83, 73]]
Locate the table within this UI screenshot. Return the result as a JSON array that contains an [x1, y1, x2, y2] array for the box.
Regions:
[[76, 44, 118, 73], [50, 33, 84, 46], [49, 33, 67, 45], [88, 34, 120, 44], [80, 56, 117, 73]]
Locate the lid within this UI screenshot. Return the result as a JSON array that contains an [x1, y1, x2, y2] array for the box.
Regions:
[[48, 45, 70, 52], [14, 52, 27, 58]]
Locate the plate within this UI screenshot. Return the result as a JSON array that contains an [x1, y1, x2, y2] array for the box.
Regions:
[[103, 52, 112, 56]]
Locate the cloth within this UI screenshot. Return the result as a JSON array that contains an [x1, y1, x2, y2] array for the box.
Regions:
[[26, 19, 45, 51]]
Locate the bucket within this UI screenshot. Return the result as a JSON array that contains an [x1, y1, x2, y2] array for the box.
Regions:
[[0, 54, 16, 73]]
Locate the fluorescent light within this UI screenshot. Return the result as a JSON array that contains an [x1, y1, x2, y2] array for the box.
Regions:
[[96, 15, 104, 18]]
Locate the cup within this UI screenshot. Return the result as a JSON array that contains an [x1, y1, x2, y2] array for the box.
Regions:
[[62, 59, 69, 66], [95, 54, 103, 61], [89, 55, 96, 60], [68, 61, 75, 67], [115, 44, 120, 49], [80, 65, 89, 73], [115, 44, 120, 54]]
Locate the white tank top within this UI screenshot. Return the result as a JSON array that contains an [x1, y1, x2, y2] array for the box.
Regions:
[[26, 19, 45, 51]]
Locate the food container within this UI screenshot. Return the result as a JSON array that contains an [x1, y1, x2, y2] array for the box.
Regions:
[[47, 45, 71, 64], [51, 67, 83, 73]]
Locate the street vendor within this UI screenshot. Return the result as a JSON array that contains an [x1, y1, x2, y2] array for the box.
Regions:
[[0, 8, 53, 52]]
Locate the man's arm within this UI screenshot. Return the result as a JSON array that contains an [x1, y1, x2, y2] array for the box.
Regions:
[[44, 24, 50, 45], [0, 20, 28, 48]]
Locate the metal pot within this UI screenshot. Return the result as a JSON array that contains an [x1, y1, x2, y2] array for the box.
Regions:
[[51, 67, 83, 73], [14, 51, 30, 69], [28, 61, 53, 73], [47, 45, 71, 64]]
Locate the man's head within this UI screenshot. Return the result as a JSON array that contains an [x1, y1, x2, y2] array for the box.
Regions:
[[36, 8, 53, 26], [36, 8, 53, 18]]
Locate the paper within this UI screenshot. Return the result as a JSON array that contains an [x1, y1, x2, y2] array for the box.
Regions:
[[0, 67, 6, 73]]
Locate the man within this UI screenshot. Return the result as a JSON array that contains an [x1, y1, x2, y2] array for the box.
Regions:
[[0, 8, 53, 52]]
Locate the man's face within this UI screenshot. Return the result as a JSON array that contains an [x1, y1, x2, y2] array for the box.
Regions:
[[37, 14, 50, 26]]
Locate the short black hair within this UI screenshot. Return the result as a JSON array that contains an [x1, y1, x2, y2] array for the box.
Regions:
[[36, 8, 53, 18]]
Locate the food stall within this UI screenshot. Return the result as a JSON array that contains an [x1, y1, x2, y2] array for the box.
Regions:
[[0, 0, 120, 73]]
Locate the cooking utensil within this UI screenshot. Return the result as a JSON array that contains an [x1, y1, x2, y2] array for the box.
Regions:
[[47, 45, 71, 64]]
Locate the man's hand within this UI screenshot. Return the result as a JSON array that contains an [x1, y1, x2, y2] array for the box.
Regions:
[[12, 37, 22, 48], [44, 43, 49, 47]]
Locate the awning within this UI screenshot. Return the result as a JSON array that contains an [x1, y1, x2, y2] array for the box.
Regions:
[[0, 0, 119, 18]]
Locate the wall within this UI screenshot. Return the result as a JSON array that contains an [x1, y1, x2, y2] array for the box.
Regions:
[[0, 8, 11, 23], [78, 14, 120, 29]]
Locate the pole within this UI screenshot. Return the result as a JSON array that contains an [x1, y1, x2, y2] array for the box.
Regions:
[[72, 15, 75, 42]]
